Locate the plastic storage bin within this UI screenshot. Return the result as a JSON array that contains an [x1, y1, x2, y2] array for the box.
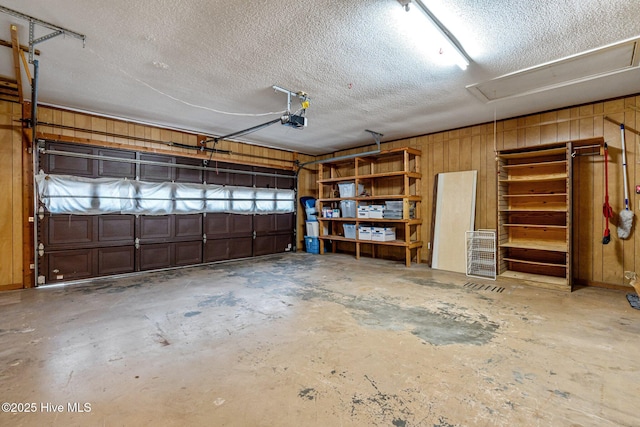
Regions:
[[343, 223, 356, 239], [306, 221, 319, 237], [340, 200, 357, 218], [304, 236, 320, 254], [338, 182, 364, 198]]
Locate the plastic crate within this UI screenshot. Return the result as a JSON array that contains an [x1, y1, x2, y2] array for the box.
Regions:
[[304, 236, 319, 254]]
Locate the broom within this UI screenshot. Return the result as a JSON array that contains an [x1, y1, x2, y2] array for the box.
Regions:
[[617, 124, 634, 239]]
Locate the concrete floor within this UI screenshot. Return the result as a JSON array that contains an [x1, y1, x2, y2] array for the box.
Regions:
[[0, 252, 638, 427]]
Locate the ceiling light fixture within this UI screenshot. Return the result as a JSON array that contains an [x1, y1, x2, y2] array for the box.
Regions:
[[397, 0, 471, 70]]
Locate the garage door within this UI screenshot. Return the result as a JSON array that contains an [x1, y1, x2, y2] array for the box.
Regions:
[[37, 141, 295, 284]]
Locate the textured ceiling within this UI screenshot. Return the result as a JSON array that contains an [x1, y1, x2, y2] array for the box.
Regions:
[[1, 0, 639, 155]]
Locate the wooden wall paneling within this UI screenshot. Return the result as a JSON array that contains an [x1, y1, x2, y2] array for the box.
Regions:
[[503, 119, 517, 150], [602, 111, 624, 284], [0, 102, 21, 288], [459, 136, 472, 171], [486, 136, 497, 230], [74, 114, 92, 140], [525, 115, 541, 146], [61, 111, 75, 137], [634, 96, 640, 286], [91, 117, 108, 142], [574, 154, 594, 284], [622, 99, 636, 280], [38, 107, 53, 134], [448, 138, 460, 171], [104, 117, 115, 143], [470, 135, 482, 228], [540, 112, 558, 144]]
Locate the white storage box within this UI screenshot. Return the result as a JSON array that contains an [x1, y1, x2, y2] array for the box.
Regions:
[[371, 226, 396, 242], [306, 221, 319, 237], [369, 205, 385, 219], [338, 182, 364, 198], [357, 205, 370, 218], [358, 226, 372, 240], [343, 223, 356, 239]]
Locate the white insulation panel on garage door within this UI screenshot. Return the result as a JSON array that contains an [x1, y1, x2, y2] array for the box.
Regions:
[[36, 173, 295, 215]]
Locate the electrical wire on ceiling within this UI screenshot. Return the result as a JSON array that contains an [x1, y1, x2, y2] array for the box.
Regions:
[[86, 47, 287, 117]]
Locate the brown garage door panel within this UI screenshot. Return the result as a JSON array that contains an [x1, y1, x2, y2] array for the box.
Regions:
[[175, 214, 203, 239], [98, 215, 135, 243], [254, 213, 293, 235], [98, 148, 136, 178], [98, 246, 135, 276], [140, 153, 174, 182], [231, 164, 254, 187], [204, 239, 230, 262], [204, 214, 253, 238], [44, 215, 94, 246], [43, 142, 95, 177], [139, 243, 173, 271], [175, 241, 203, 266], [229, 237, 253, 259], [204, 162, 231, 185], [255, 167, 276, 189], [175, 158, 203, 183], [45, 249, 95, 282], [254, 235, 276, 256], [275, 233, 293, 252], [253, 214, 275, 233], [276, 213, 294, 232], [278, 174, 295, 190], [138, 215, 172, 241]]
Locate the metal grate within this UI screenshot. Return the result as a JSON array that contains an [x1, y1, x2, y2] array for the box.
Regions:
[[464, 282, 505, 293], [466, 230, 496, 280]]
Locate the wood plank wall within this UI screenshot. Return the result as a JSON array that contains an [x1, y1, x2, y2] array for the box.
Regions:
[[326, 95, 639, 289], [0, 101, 24, 290], [1, 95, 637, 290]]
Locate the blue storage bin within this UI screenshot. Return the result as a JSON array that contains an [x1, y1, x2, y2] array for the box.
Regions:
[[304, 236, 320, 254]]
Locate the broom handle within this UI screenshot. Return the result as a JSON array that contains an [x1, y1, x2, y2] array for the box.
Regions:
[[620, 124, 630, 210]]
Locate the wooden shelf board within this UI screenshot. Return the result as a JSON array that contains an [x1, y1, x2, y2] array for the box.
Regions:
[[318, 218, 422, 224], [502, 193, 567, 198], [502, 160, 567, 169], [503, 224, 567, 229], [503, 257, 566, 268], [499, 174, 567, 183], [317, 195, 421, 203], [318, 170, 421, 183], [500, 241, 567, 252], [318, 235, 422, 248], [498, 270, 569, 291], [499, 207, 568, 212], [499, 147, 566, 159], [357, 195, 421, 201]]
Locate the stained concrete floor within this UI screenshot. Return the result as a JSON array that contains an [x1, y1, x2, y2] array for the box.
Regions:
[[1, 252, 639, 426]]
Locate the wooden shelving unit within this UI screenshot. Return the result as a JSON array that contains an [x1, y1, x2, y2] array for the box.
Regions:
[[316, 147, 422, 267], [497, 143, 572, 291]]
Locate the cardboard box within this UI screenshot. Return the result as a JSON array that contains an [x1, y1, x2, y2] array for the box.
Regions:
[[369, 205, 385, 219], [371, 226, 396, 241], [358, 226, 372, 240], [357, 206, 370, 218]]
